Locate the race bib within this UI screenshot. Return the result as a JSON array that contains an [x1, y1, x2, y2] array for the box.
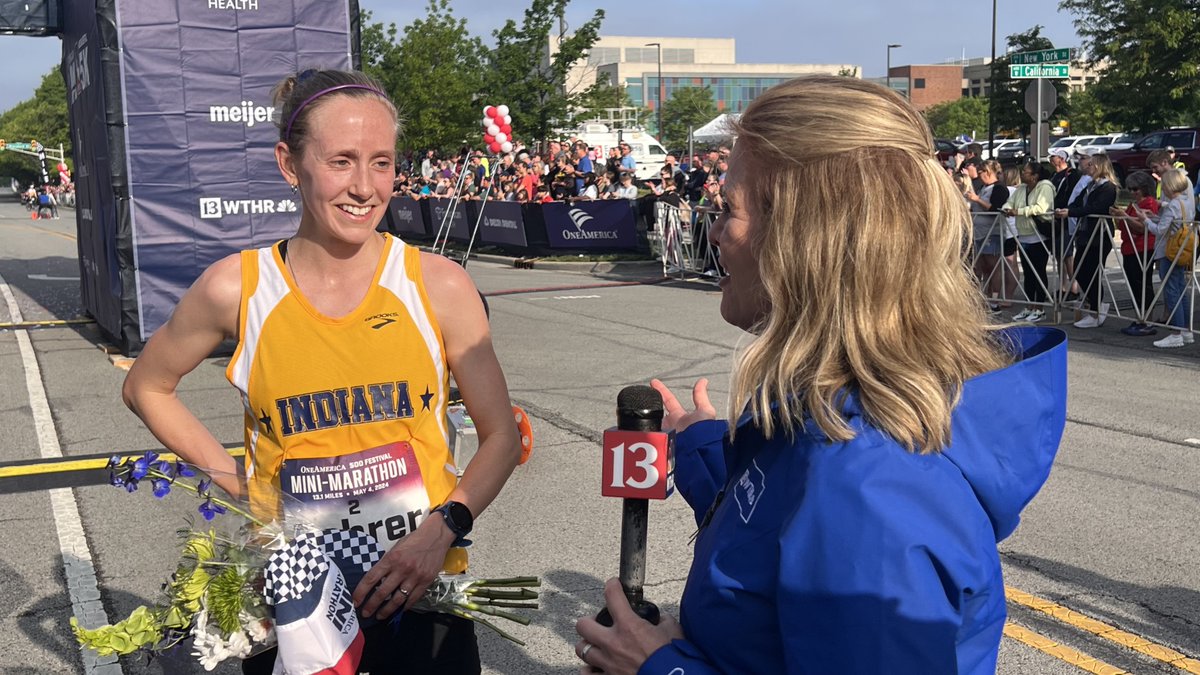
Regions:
[[280, 442, 429, 548]]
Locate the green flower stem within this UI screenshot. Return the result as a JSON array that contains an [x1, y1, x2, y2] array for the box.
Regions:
[[459, 601, 531, 626], [467, 600, 539, 609], [148, 469, 265, 526], [447, 608, 526, 646], [474, 577, 540, 587], [463, 586, 540, 595]]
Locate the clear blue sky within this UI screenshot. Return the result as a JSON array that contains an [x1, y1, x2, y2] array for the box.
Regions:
[[0, 0, 1082, 114]]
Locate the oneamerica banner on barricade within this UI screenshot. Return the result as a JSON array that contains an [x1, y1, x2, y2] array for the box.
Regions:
[[475, 200, 528, 248], [76, 0, 359, 349], [542, 201, 638, 250]]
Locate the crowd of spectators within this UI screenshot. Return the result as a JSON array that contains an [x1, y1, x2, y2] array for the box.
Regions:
[[949, 142, 1196, 348], [391, 141, 732, 212]]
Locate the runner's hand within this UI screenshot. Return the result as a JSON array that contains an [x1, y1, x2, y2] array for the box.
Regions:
[[352, 516, 455, 619], [650, 378, 717, 435]]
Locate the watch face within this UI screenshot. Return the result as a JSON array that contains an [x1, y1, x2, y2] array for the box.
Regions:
[[444, 501, 473, 534]]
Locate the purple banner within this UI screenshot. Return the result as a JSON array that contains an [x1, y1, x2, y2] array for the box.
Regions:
[[118, 0, 356, 340], [387, 196, 427, 238], [475, 200, 527, 248], [543, 200, 638, 250], [428, 198, 470, 242]]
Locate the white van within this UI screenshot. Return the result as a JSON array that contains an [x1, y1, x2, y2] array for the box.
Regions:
[[572, 123, 668, 181]]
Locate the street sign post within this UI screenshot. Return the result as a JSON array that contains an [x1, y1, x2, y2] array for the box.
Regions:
[[1010, 64, 1070, 79], [1024, 80, 1058, 121], [1010, 48, 1071, 65]]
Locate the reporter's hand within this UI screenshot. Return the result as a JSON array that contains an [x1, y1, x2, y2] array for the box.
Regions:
[[574, 578, 685, 675], [650, 378, 716, 435], [352, 515, 455, 620]]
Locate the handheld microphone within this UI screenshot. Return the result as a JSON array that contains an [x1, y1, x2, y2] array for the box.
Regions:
[[596, 384, 670, 628]]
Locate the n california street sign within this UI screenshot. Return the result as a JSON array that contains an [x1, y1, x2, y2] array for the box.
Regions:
[[1011, 48, 1072, 65], [1010, 64, 1070, 79]]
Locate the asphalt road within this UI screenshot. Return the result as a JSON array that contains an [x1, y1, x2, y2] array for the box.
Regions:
[[1, 197, 1199, 674]]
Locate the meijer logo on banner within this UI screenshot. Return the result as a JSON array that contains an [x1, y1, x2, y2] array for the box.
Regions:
[[199, 197, 297, 219], [210, 101, 275, 128]]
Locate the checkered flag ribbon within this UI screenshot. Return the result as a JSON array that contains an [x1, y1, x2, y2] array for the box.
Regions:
[[315, 529, 384, 574], [263, 534, 329, 607]]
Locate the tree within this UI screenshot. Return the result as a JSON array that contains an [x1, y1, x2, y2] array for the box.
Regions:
[[924, 97, 990, 140], [487, 0, 605, 143], [360, 2, 488, 153], [659, 86, 717, 151], [988, 26, 1072, 137], [1059, 0, 1200, 131], [1062, 88, 1119, 135], [571, 73, 648, 127], [0, 69, 71, 185]]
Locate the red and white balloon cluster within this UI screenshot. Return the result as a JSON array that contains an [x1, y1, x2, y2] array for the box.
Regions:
[[481, 104, 513, 155]]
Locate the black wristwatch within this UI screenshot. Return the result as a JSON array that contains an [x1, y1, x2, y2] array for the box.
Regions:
[[432, 501, 473, 539]]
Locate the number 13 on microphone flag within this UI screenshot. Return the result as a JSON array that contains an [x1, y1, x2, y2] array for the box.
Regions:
[[601, 430, 674, 500]]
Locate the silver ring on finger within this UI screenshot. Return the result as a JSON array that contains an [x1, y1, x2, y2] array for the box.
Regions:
[[399, 587, 411, 597], [580, 641, 594, 661]]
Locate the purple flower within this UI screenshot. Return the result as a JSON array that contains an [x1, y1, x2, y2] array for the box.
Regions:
[[105, 455, 123, 470], [108, 471, 125, 488], [154, 460, 174, 478], [131, 451, 159, 481], [151, 478, 171, 499], [124, 479, 138, 493], [175, 461, 196, 478], [197, 479, 212, 496], [198, 498, 226, 521]]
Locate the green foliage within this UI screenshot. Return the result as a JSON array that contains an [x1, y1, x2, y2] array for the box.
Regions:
[[487, 0, 605, 143], [660, 86, 717, 151], [1059, 0, 1200, 131], [988, 26, 1072, 136], [361, 2, 489, 153], [925, 97, 990, 140], [572, 73, 648, 127], [71, 605, 162, 657], [0, 69, 72, 184], [1062, 88, 1120, 135]]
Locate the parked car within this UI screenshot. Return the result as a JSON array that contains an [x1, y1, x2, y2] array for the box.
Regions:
[[1048, 136, 1097, 153], [934, 138, 959, 165], [1074, 133, 1139, 155], [980, 139, 1022, 160], [1107, 127, 1200, 182], [995, 139, 1031, 165]]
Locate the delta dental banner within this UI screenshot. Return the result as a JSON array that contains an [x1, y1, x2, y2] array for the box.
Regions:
[[428, 198, 470, 242], [65, 0, 359, 351], [474, 200, 527, 248], [542, 200, 638, 250]]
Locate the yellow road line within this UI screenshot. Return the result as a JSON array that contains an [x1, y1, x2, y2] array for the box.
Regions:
[[1004, 622, 1128, 674], [0, 449, 246, 479], [0, 319, 95, 329], [1008, 586, 1200, 674], [5, 222, 77, 241]]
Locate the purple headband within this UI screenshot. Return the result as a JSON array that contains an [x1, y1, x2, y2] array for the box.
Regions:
[[284, 83, 388, 142]]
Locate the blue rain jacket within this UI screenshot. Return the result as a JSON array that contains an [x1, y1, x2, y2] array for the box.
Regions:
[[640, 327, 1067, 675]]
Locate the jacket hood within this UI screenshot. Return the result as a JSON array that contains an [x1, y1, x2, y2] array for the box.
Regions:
[[941, 326, 1067, 541]]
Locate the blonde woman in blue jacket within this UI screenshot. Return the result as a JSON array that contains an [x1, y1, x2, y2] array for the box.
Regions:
[[573, 76, 1067, 675]]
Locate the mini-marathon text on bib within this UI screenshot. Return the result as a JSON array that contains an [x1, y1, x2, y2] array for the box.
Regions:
[[280, 442, 428, 547]]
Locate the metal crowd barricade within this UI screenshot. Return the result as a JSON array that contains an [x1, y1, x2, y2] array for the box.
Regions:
[[980, 210, 1198, 334], [652, 201, 720, 281]]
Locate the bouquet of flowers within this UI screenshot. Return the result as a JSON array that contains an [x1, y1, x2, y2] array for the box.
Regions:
[[71, 452, 539, 671]]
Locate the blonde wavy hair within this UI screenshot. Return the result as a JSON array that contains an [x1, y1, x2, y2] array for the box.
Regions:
[[727, 75, 1010, 453], [1087, 152, 1119, 185]]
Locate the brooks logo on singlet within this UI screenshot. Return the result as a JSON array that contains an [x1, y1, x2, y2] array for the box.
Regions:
[[275, 381, 415, 436]]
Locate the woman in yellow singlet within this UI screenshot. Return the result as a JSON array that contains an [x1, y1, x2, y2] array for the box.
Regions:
[[122, 69, 521, 674]]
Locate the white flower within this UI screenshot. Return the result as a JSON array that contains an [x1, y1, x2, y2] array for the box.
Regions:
[[240, 610, 274, 644], [226, 630, 252, 659]]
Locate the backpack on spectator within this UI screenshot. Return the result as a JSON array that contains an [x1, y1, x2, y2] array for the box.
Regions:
[[38, 193, 50, 205], [1165, 210, 1197, 269]]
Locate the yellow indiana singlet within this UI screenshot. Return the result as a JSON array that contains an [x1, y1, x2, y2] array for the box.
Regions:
[[226, 234, 457, 552]]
